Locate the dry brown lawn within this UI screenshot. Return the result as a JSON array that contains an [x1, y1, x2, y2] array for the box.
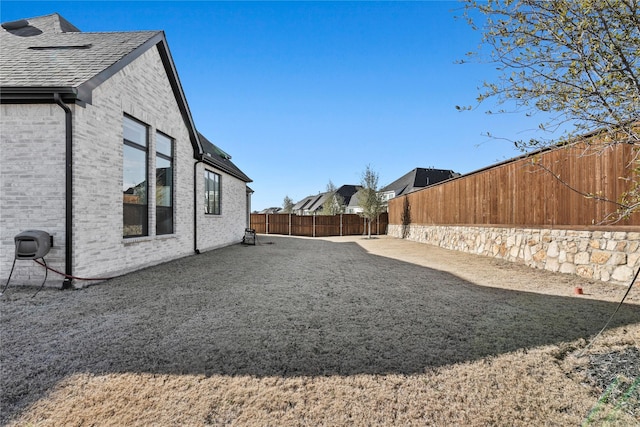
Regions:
[[1, 235, 638, 426]]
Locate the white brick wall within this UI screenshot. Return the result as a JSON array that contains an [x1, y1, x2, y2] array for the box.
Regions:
[[70, 47, 196, 281], [1, 45, 249, 287], [196, 164, 248, 252], [1, 104, 67, 286]]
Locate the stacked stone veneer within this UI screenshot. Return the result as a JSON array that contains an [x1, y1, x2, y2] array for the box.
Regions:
[[388, 224, 640, 285]]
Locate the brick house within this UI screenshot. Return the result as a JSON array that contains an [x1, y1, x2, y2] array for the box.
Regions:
[[0, 14, 252, 288]]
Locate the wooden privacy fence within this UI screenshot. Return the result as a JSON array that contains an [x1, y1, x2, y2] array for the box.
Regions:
[[250, 213, 389, 237], [389, 139, 640, 228]]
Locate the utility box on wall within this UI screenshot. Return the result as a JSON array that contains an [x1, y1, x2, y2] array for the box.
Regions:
[[14, 230, 52, 259]]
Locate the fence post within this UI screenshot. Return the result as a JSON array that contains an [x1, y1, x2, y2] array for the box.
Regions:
[[289, 213, 292, 236], [340, 213, 343, 236], [313, 215, 316, 237], [266, 214, 269, 234]]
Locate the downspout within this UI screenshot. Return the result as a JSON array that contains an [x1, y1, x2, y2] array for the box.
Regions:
[[193, 159, 203, 254], [53, 93, 73, 289]]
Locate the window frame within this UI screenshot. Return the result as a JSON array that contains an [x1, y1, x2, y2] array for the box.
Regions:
[[204, 169, 221, 215], [122, 115, 149, 238], [155, 131, 174, 235]]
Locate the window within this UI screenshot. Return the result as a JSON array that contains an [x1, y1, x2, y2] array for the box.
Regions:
[[123, 116, 148, 238], [205, 170, 221, 215], [156, 132, 173, 235]]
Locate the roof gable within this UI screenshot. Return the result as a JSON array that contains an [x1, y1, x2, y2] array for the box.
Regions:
[[1, 13, 203, 159], [0, 14, 161, 103], [1, 31, 162, 92], [348, 189, 365, 208]]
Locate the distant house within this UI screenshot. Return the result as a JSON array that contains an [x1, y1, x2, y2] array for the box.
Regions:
[[379, 168, 459, 204], [292, 185, 362, 215], [292, 194, 326, 215], [345, 168, 459, 214], [259, 207, 282, 214], [0, 13, 251, 288], [345, 188, 366, 214], [335, 184, 362, 209]]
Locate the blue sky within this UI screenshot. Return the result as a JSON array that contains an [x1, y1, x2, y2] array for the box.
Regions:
[[2, 1, 556, 211]]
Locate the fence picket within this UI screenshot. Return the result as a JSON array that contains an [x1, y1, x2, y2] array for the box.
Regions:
[[388, 140, 639, 227]]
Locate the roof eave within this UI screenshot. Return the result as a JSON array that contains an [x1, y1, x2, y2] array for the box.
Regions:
[[201, 154, 253, 183], [1, 31, 203, 158], [0, 86, 81, 104]]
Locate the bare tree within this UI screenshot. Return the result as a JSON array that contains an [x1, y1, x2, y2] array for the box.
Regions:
[[282, 195, 294, 214], [460, 0, 640, 220], [358, 165, 385, 238], [321, 180, 345, 215]]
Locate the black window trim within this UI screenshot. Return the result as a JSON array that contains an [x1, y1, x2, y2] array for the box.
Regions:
[[123, 114, 150, 239], [155, 131, 175, 235], [204, 169, 222, 216], [123, 114, 149, 151]]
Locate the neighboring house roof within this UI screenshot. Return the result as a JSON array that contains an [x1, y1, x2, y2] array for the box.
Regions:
[[381, 167, 458, 197], [347, 189, 365, 210], [306, 193, 329, 212], [198, 132, 252, 183], [0, 13, 203, 156], [292, 195, 316, 212], [259, 207, 281, 214], [335, 184, 361, 206], [291, 185, 361, 214]]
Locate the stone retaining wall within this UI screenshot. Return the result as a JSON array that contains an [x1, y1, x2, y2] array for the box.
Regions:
[[388, 224, 640, 285]]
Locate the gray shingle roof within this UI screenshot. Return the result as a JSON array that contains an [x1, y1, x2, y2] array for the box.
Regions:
[[4, 13, 81, 35], [348, 189, 365, 208], [381, 168, 458, 197], [1, 13, 203, 155], [306, 193, 329, 212], [1, 14, 159, 89], [292, 195, 316, 211], [2, 13, 252, 184], [335, 184, 361, 206], [291, 185, 361, 213], [199, 132, 252, 183]]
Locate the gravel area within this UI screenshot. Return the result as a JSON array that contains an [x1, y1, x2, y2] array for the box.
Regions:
[[1, 235, 638, 425]]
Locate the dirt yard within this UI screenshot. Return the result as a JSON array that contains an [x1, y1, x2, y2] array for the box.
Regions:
[[1, 235, 638, 426]]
